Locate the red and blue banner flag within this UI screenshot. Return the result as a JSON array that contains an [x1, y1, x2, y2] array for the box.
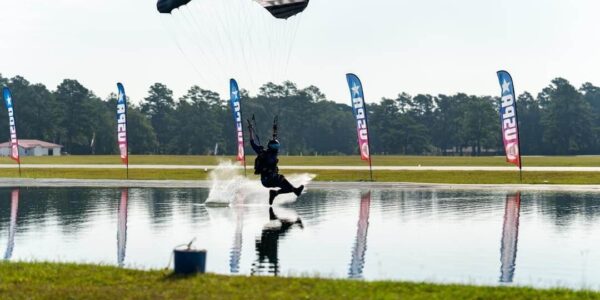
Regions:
[[230, 79, 245, 163], [2, 88, 20, 163], [497, 71, 521, 168], [116, 83, 128, 165], [346, 74, 371, 162]]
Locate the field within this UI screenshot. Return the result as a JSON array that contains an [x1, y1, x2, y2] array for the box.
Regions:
[[0, 168, 600, 184], [1, 155, 600, 184], [0, 262, 597, 300], [4, 154, 600, 167]]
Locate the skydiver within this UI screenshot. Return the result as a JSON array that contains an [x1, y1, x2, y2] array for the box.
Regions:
[[248, 117, 304, 205]]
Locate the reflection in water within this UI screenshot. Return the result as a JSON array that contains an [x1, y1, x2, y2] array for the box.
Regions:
[[4, 189, 19, 260], [117, 189, 128, 267], [349, 191, 372, 279], [229, 194, 244, 273], [252, 208, 303, 276], [500, 192, 521, 283]]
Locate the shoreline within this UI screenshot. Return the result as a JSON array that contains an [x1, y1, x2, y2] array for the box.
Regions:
[[3, 163, 600, 172], [2, 178, 600, 192]]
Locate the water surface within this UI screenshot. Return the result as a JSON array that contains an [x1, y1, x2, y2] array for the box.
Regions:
[[1, 187, 600, 289]]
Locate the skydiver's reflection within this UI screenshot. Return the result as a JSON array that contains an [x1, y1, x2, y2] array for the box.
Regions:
[[4, 189, 19, 260], [349, 191, 372, 279], [117, 189, 128, 267], [499, 192, 521, 283], [251, 207, 303, 276]]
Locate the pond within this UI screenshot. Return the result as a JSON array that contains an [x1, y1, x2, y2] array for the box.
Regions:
[[1, 186, 600, 290]]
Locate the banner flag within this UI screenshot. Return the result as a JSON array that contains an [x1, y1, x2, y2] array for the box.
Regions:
[[497, 71, 521, 168], [117, 83, 128, 165], [346, 74, 371, 161], [2, 88, 20, 163], [230, 79, 245, 163]]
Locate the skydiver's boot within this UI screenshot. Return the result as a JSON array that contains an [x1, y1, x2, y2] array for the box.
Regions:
[[295, 218, 304, 229], [293, 185, 304, 197], [269, 190, 278, 206]]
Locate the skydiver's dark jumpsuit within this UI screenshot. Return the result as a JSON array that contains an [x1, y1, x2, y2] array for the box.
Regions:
[[251, 139, 294, 194]]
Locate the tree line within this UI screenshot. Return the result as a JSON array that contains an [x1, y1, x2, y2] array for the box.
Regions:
[[0, 74, 598, 156]]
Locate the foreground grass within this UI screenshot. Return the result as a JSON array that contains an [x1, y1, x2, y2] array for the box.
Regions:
[[0, 263, 597, 300], [6, 155, 600, 167], [4, 168, 600, 184]]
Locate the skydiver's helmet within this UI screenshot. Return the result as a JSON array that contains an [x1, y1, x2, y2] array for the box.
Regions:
[[267, 139, 280, 152]]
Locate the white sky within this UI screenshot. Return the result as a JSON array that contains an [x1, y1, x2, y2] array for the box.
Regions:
[[1, 0, 600, 104]]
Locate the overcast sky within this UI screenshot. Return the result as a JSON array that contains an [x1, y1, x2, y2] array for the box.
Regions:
[[1, 0, 599, 104]]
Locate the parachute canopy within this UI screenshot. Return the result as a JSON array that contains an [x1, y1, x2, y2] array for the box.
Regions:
[[258, 0, 310, 19], [157, 0, 192, 14], [157, 0, 309, 19]]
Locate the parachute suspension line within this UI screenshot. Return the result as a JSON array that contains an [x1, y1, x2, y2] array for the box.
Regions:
[[212, 0, 238, 77], [158, 0, 309, 97], [282, 15, 303, 81], [223, 0, 253, 87], [264, 8, 280, 85], [234, 0, 257, 91], [159, 15, 209, 85], [272, 22, 284, 81], [176, 8, 224, 79], [266, 15, 278, 83], [182, 5, 228, 73], [173, 9, 224, 88]]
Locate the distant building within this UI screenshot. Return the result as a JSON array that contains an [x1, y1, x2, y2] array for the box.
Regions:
[[0, 139, 63, 157]]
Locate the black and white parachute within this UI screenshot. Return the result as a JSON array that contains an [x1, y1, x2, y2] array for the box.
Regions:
[[157, 0, 308, 94], [157, 0, 309, 19]]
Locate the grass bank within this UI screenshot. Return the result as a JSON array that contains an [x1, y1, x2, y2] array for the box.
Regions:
[[0, 262, 597, 300], [6, 155, 600, 167], [3, 168, 600, 184]]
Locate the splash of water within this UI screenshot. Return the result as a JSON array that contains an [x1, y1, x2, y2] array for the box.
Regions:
[[205, 161, 314, 206]]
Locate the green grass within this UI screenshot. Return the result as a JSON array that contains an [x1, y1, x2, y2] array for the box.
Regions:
[[0, 262, 597, 300], [314, 170, 600, 184], [4, 168, 600, 184], [2, 155, 600, 184], [6, 155, 600, 167]]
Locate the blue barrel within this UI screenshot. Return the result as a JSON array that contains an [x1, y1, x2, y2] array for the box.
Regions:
[[174, 249, 207, 275]]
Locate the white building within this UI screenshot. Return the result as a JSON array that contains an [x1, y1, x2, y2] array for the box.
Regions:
[[0, 139, 63, 157]]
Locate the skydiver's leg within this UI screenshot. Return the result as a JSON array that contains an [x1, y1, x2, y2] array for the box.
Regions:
[[264, 174, 280, 205], [275, 175, 294, 195], [269, 174, 305, 205], [275, 175, 304, 196], [269, 207, 278, 220]]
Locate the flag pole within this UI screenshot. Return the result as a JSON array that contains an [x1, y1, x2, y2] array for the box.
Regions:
[[361, 76, 374, 182], [126, 98, 129, 180], [17, 160, 21, 178], [126, 128, 129, 180], [514, 76, 523, 184], [368, 156, 373, 182]]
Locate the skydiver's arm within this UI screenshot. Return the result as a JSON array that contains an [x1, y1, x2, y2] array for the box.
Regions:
[[250, 139, 262, 154], [248, 123, 255, 141], [248, 122, 262, 154]]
